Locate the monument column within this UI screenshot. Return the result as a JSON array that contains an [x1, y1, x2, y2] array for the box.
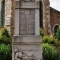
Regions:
[[12, 0, 42, 60]]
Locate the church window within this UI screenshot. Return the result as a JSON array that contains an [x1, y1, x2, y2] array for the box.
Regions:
[[0, 0, 5, 26], [40, 1, 43, 28], [54, 25, 59, 36]]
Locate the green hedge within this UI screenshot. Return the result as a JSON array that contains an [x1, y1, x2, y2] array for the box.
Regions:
[[0, 28, 12, 60], [42, 35, 55, 44], [40, 28, 44, 37], [0, 28, 11, 44], [42, 43, 59, 60], [56, 28, 60, 40], [0, 44, 11, 60]]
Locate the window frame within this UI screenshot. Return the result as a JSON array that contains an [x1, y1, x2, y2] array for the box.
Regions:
[[0, 0, 5, 27]]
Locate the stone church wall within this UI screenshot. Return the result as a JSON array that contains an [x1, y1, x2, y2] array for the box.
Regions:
[[50, 7, 60, 33], [5, 0, 12, 34], [4, 0, 60, 35], [42, 0, 52, 35]]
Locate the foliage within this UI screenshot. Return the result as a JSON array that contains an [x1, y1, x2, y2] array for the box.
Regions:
[[42, 35, 54, 44], [40, 28, 44, 37], [48, 35, 55, 44], [58, 41, 60, 47], [56, 27, 60, 40], [42, 35, 49, 43], [0, 28, 11, 44], [2, 28, 10, 38], [54, 39, 60, 47], [0, 44, 11, 60], [42, 43, 59, 60], [0, 28, 12, 60]]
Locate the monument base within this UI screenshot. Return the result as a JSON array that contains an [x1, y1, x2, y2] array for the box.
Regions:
[[12, 35, 42, 60]]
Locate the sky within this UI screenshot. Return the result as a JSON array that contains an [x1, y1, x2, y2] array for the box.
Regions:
[[49, 0, 60, 11]]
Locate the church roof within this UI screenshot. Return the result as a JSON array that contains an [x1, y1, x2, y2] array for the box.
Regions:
[[50, 7, 60, 12]]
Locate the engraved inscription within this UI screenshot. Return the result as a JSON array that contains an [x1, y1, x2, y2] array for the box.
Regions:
[[19, 9, 35, 35]]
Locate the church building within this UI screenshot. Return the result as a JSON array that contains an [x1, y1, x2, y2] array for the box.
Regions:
[[0, 0, 60, 60], [0, 0, 60, 35]]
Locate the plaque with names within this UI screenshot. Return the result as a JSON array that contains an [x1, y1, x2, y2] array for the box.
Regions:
[[19, 9, 35, 35]]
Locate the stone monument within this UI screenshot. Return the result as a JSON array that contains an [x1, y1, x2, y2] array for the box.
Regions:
[[12, 0, 42, 60]]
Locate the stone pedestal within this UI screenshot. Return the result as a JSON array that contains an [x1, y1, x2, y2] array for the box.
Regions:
[[12, 35, 42, 60], [12, 1, 42, 60]]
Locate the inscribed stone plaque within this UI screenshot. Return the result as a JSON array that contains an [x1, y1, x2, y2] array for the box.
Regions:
[[19, 9, 35, 35]]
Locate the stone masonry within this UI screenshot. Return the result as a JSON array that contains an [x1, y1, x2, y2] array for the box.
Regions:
[[12, 0, 42, 60], [4, 0, 60, 35], [50, 7, 60, 34], [5, 0, 11, 34], [5, 0, 52, 35]]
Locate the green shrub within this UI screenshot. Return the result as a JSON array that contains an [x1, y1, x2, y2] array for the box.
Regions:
[[0, 44, 11, 60], [42, 35, 54, 44], [48, 36, 55, 44], [0, 28, 11, 44], [1, 28, 10, 38], [42, 43, 59, 60], [58, 41, 60, 47], [56, 28, 60, 40], [42, 35, 49, 43], [40, 28, 44, 37], [54, 39, 60, 47], [0, 28, 12, 60]]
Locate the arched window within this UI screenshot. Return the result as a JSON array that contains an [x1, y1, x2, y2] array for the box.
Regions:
[[54, 25, 59, 35], [40, 1, 43, 28], [0, 0, 5, 26]]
